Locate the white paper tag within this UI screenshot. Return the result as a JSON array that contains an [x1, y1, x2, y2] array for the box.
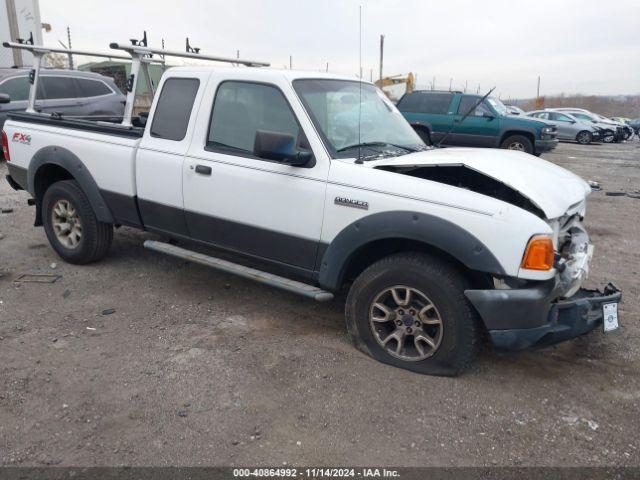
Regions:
[[603, 303, 619, 333]]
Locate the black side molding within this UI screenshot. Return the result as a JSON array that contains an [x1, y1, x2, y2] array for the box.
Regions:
[[6, 163, 27, 190]]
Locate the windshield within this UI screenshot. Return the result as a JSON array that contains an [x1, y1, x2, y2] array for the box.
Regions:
[[293, 79, 424, 158], [486, 97, 508, 116]]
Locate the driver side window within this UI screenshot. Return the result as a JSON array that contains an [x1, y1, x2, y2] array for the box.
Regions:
[[207, 81, 302, 156], [457, 96, 492, 116]]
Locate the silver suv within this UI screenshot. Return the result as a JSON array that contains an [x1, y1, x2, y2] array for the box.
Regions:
[[527, 110, 601, 144], [0, 68, 125, 130]]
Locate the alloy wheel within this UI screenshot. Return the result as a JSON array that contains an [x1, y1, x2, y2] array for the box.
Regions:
[[369, 285, 443, 361], [51, 199, 83, 249]]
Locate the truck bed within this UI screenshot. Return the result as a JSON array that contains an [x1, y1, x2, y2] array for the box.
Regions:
[[4, 112, 145, 228]]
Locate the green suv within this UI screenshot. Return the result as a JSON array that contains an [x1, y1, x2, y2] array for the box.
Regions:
[[397, 91, 558, 155]]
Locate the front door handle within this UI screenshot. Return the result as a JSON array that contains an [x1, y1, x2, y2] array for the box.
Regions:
[[195, 165, 212, 175]]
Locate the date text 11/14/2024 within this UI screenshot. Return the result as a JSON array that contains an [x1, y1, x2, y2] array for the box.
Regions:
[[232, 467, 400, 478]]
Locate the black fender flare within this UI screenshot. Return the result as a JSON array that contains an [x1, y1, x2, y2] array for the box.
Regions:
[[28, 145, 114, 224], [317, 211, 505, 291]]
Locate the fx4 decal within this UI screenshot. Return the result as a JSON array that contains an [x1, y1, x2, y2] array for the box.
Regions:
[[12, 132, 31, 145]]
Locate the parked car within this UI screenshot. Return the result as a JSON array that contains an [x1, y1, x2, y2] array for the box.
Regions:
[[527, 110, 601, 144], [0, 68, 125, 131], [397, 90, 558, 155], [506, 105, 526, 115], [550, 108, 624, 143], [3, 66, 621, 376], [594, 114, 633, 140], [610, 116, 630, 124], [629, 118, 640, 135]]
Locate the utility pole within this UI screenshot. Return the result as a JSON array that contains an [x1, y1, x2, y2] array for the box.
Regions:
[[477, 84, 480, 94], [536, 75, 540, 98], [66, 26, 74, 69], [289, 55, 292, 70], [379, 34, 384, 81], [370, 68, 373, 82], [236, 50, 240, 59], [464, 80, 468, 93], [449, 78, 452, 91]]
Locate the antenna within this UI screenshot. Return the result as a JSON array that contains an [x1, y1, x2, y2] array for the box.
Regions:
[[356, 5, 363, 164]]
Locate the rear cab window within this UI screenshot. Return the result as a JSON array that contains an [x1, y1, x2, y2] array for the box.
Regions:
[[150, 78, 200, 141]]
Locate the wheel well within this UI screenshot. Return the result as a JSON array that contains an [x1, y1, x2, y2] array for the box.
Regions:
[[340, 238, 490, 291], [33, 164, 74, 225], [411, 124, 432, 142], [500, 130, 535, 146]]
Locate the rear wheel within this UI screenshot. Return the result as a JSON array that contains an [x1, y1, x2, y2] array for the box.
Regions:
[[345, 253, 481, 376], [576, 130, 593, 144], [42, 180, 113, 264], [500, 134, 533, 154]]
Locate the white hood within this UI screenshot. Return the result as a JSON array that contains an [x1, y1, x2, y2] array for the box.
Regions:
[[367, 147, 591, 219]]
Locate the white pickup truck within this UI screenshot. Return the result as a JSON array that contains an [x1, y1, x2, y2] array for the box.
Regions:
[[2, 44, 621, 376]]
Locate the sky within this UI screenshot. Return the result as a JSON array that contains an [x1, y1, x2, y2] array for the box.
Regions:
[[38, 0, 640, 99]]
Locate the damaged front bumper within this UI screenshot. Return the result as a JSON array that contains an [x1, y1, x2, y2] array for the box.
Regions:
[[466, 282, 621, 350], [465, 219, 621, 350]]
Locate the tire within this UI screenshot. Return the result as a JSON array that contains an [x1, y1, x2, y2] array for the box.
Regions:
[[413, 127, 432, 146], [345, 253, 481, 376], [42, 180, 113, 264], [500, 134, 533, 154], [601, 130, 615, 143], [576, 130, 593, 145]]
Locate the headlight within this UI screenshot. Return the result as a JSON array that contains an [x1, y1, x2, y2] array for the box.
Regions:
[[542, 126, 554, 133]]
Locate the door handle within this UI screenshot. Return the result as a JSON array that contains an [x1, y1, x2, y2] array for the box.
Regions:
[[195, 164, 212, 175]]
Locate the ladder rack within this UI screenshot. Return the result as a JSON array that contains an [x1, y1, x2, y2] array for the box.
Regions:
[[109, 41, 269, 126], [3, 33, 269, 127]]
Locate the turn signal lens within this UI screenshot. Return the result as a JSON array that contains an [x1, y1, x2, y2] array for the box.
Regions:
[[521, 235, 554, 270], [1, 130, 9, 161]]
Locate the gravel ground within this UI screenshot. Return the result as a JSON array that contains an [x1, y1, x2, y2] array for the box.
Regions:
[[0, 141, 638, 467]]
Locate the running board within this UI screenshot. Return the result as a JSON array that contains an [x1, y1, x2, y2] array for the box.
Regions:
[[143, 240, 334, 302]]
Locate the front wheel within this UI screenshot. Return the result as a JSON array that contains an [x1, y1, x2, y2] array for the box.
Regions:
[[345, 253, 481, 376], [601, 130, 615, 143], [500, 135, 533, 154], [576, 130, 593, 144], [42, 180, 113, 264]]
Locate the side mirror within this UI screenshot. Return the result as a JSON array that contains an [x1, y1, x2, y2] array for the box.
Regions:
[[0, 94, 10, 104], [482, 112, 495, 119], [253, 130, 313, 167]]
